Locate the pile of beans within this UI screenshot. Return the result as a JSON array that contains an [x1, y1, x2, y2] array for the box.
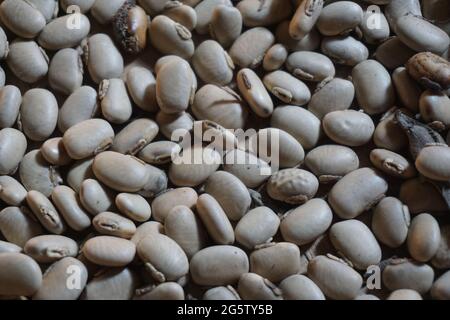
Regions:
[[0, 0, 450, 300]]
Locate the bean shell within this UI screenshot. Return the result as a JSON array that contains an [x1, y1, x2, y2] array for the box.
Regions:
[[190, 245, 249, 286], [116, 193, 151, 222], [33, 257, 88, 300], [235, 206, 280, 249], [63, 119, 114, 160], [24, 235, 78, 264], [51, 185, 91, 231], [286, 51, 335, 82], [330, 219, 382, 269], [196, 193, 234, 245], [305, 145, 359, 183], [79, 179, 115, 215], [307, 255, 363, 300], [407, 214, 441, 262], [281, 198, 333, 246], [372, 197, 411, 248], [0, 206, 43, 247], [6, 40, 48, 83], [151, 187, 198, 222], [328, 168, 388, 219], [20, 89, 58, 142], [0, 85, 22, 129], [0, 253, 42, 296], [406, 52, 450, 90], [0, 128, 27, 175], [83, 236, 136, 267], [0, 176, 27, 206], [137, 233, 189, 282], [26, 190, 66, 235]]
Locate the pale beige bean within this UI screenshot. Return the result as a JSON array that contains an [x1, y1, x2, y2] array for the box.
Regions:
[[289, 0, 323, 40], [0, 85, 22, 129], [432, 225, 450, 270], [82, 33, 124, 83], [24, 235, 78, 263], [151, 187, 198, 222], [395, 14, 450, 55], [0, 207, 43, 247], [0, 240, 21, 254], [169, 146, 221, 187], [237, 273, 283, 300], [203, 286, 240, 300], [0, 253, 42, 296], [328, 168, 388, 219], [375, 36, 416, 70], [91, 0, 126, 24], [237, 68, 273, 118], [382, 259, 434, 294], [308, 255, 363, 300], [305, 145, 359, 183], [192, 40, 234, 86], [83, 236, 136, 267], [63, 119, 114, 160], [138, 164, 168, 198], [352, 59, 395, 115], [400, 178, 448, 214], [249, 128, 305, 168], [373, 108, 408, 152], [92, 151, 148, 192], [137, 233, 189, 282], [238, 0, 291, 27], [99, 78, 132, 124], [279, 274, 325, 300], [263, 71, 311, 106], [407, 214, 441, 262], [112, 119, 159, 156], [93, 212, 136, 239], [281, 198, 332, 246], [156, 58, 196, 114], [209, 4, 242, 48], [223, 149, 271, 188], [163, 2, 197, 30], [276, 20, 321, 52], [267, 168, 319, 205], [190, 245, 249, 286], [165, 205, 207, 259], [138, 0, 170, 15], [116, 193, 151, 222], [134, 282, 185, 300], [38, 14, 90, 50], [61, 0, 96, 13], [149, 15, 194, 59], [196, 193, 234, 245], [66, 158, 95, 192], [419, 91, 450, 128], [235, 206, 280, 249], [0, 176, 27, 206], [330, 219, 382, 270], [20, 88, 58, 142], [316, 1, 363, 36], [250, 242, 300, 283], [6, 40, 49, 83], [321, 36, 368, 66], [263, 44, 288, 71], [157, 111, 194, 139], [79, 179, 115, 215], [359, 8, 390, 44], [369, 149, 416, 179], [195, 0, 232, 34], [125, 66, 158, 113], [323, 110, 375, 147], [229, 27, 275, 69], [138, 141, 181, 165], [58, 86, 99, 133], [82, 267, 138, 300], [0, 128, 27, 175], [41, 137, 72, 166], [51, 185, 91, 231], [286, 51, 335, 82], [271, 105, 320, 149], [308, 78, 355, 119], [0, 27, 6, 60], [415, 146, 450, 182], [19, 150, 63, 197], [431, 270, 450, 300], [0, 0, 46, 38], [131, 221, 164, 245], [372, 197, 411, 248], [392, 67, 422, 113], [385, 0, 422, 28], [204, 171, 251, 221], [192, 84, 248, 129], [387, 289, 423, 300], [33, 257, 88, 300], [26, 190, 66, 235]]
